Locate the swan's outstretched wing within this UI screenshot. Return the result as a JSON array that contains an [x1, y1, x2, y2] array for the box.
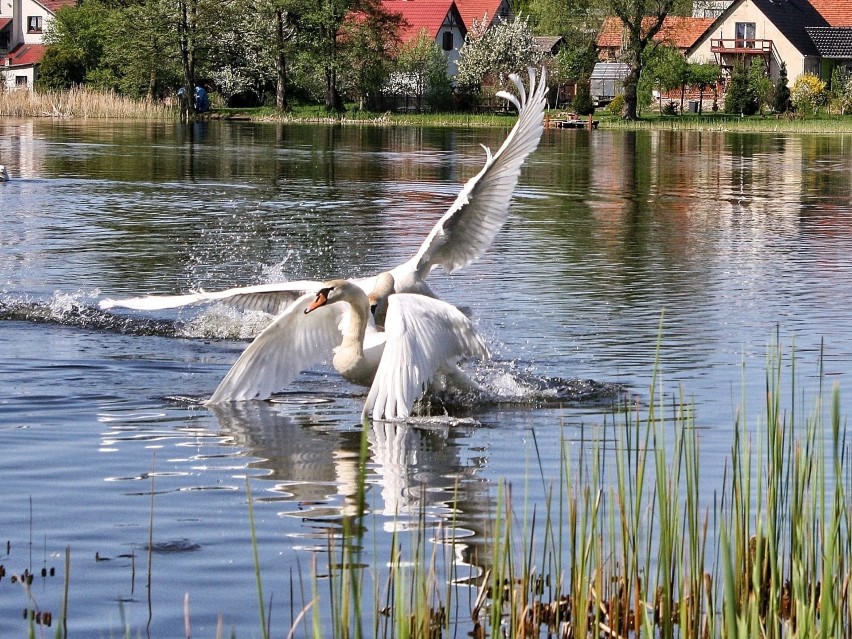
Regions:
[[364, 294, 488, 420], [207, 290, 344, 402], [99, 281, 322, 315], [393, 67, 548, 288]]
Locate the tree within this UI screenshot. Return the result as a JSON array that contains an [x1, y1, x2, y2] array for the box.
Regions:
[[748, 59, 772, 115], [456, 15, 545, 97], [607, 0, 678, 120], [687, 61, 720, 114], [723, 61, 757, 115], [640, 44, 686, 113], [388, 30, 453, 112], [38, 3, 111, 90], [572, 76, 594, 114], [772, 61, 791, 114]]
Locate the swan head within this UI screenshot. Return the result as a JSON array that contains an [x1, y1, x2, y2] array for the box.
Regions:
[[304, 279, 353, 314], [368, 272, 394, 327], [0, 165, 8, 181]]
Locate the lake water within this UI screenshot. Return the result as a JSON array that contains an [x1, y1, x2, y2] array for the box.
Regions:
[[2, 118, 852, 637]]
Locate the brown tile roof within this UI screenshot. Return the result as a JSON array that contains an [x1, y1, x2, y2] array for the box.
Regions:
[[38, 0, 76, 13], [381, 0, 464, 41], [597, 15, 714, 50], [808, 0, 852, 27], [455, 0, 506, 29], [1, 43, 46, 67]]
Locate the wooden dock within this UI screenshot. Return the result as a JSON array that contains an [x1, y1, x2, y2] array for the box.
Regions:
[[546, 113, 599, 129]]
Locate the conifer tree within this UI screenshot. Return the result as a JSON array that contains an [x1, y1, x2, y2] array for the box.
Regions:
[[772, 61, 791, 114]]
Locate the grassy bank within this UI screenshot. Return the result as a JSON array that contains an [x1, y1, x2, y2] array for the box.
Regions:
[[5, 87, 852, 132]]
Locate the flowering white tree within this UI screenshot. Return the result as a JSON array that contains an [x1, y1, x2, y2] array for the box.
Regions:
[[455, 16, 544, 95]]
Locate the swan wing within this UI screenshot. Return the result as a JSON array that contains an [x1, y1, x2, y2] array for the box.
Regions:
[[363, 294, 489, 420], [207, 290, 344, 402], [100, 280, 323, 315], [401, 67, 547, 283]]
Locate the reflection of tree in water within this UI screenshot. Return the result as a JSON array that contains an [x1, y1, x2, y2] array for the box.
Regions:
[[208, 401, 496, 582]]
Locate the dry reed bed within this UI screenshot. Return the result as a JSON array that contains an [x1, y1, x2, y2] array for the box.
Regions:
[[0, 87, 176, 119]]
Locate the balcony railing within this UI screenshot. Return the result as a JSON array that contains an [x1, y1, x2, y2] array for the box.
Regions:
[[710, 38, 773, 54]]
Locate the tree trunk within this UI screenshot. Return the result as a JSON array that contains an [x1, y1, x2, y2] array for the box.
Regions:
[[324, 67, 344, 113], [178, 0, 196, 121], [274, 9, 287, 111], [621, 67, 640, 120]]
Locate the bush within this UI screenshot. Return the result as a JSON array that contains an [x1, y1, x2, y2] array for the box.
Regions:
[[772, 62, 791, 113], [662, 100, 678, 115], [791, 73, 827, 115], [724, 63, 758, 115], [606, 94, 624, 115]]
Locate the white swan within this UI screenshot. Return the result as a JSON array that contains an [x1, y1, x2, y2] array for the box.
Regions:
[[207, 276, 488, 420], [0, 165, 9, 182], [99, 67, 548, 313]]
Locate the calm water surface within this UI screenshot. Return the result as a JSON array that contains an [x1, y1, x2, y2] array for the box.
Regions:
[[2, 118, 852, 636]]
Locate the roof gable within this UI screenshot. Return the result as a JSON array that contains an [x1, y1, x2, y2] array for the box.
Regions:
[[808, 0, 852, 27], [381, 0, 465, 42], [455, 0, 510, 30]]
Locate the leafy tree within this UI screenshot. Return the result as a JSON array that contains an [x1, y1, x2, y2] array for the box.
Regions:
[[640, 44, 686, 112], [607, 0, 678, 119], [790, 73, 826, 116], [101, 0, 181, 99], [687, 61, 719, 114], [840, 74, 852, 115], [38, 2, 111, 90], [388, 30, 453, 112], [723, 62, 757, 115], [748, 59, 772, 115], [456, 15, 545, 96], [772, 61, 791, 113]]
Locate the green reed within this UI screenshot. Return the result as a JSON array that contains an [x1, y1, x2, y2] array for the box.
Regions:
[[279, 336, 852, 639]]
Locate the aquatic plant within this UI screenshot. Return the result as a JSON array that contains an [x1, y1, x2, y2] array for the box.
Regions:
[[0, 87, 176, 119]]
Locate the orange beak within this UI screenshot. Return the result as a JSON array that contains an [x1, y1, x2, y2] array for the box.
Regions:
[[305, 291, 328, 314]]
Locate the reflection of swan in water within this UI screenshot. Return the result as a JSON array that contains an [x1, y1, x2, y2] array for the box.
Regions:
[[0, 165, 9, 182], [208, 275, 489, 421], [99, 68, 548, 315]]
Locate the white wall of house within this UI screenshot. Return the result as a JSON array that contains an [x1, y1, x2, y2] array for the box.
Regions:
[[437, 23, 464, 76], [688, 0, 819, 83], [3, 64, 36, 89]]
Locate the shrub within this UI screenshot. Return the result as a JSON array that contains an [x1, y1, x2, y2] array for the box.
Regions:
[[661, 100, 678, 115], [572, 78, 594, 115], [606, 94, 624, 115], [724, 62, 758, 115], [772, 62, 791, 113], [791, 73, 827, 115]]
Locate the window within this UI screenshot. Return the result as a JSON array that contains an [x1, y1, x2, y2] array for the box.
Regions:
[[0, 30, 9, 50], [442, 31, 453, 52], [735, 22, 755, 48], [15, 76, 28, 87], [27, 16, 42, 33]]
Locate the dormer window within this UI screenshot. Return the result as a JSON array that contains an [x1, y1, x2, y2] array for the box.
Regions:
[[27, 16, 42, 33]]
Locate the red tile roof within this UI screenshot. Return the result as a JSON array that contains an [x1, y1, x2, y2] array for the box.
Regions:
[[39, 0, 77, 13], [809, 0, 852, 26], [381, 0, 462, 41], [597, 15, 714, 50], [1, 43, 47, 67], [0, 17, 11, 30], [455, 0, 505, 29]]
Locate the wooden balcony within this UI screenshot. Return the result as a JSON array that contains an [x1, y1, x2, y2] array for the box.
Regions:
[[710, 38, 773, 54]]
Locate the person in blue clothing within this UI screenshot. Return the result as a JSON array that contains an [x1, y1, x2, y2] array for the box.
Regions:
[[177, 85, 210, 113]]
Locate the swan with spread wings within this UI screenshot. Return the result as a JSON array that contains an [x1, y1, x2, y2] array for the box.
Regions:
[[100, 67, 548, 316]]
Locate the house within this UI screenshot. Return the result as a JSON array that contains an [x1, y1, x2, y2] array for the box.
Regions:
[[380, 0, 467, 76], [0, 0, 75, 90], [454, 0, 512, 34], [805, 0, 852, 77], [686, 0, 834, 83], [597, 15, 715, 61]]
